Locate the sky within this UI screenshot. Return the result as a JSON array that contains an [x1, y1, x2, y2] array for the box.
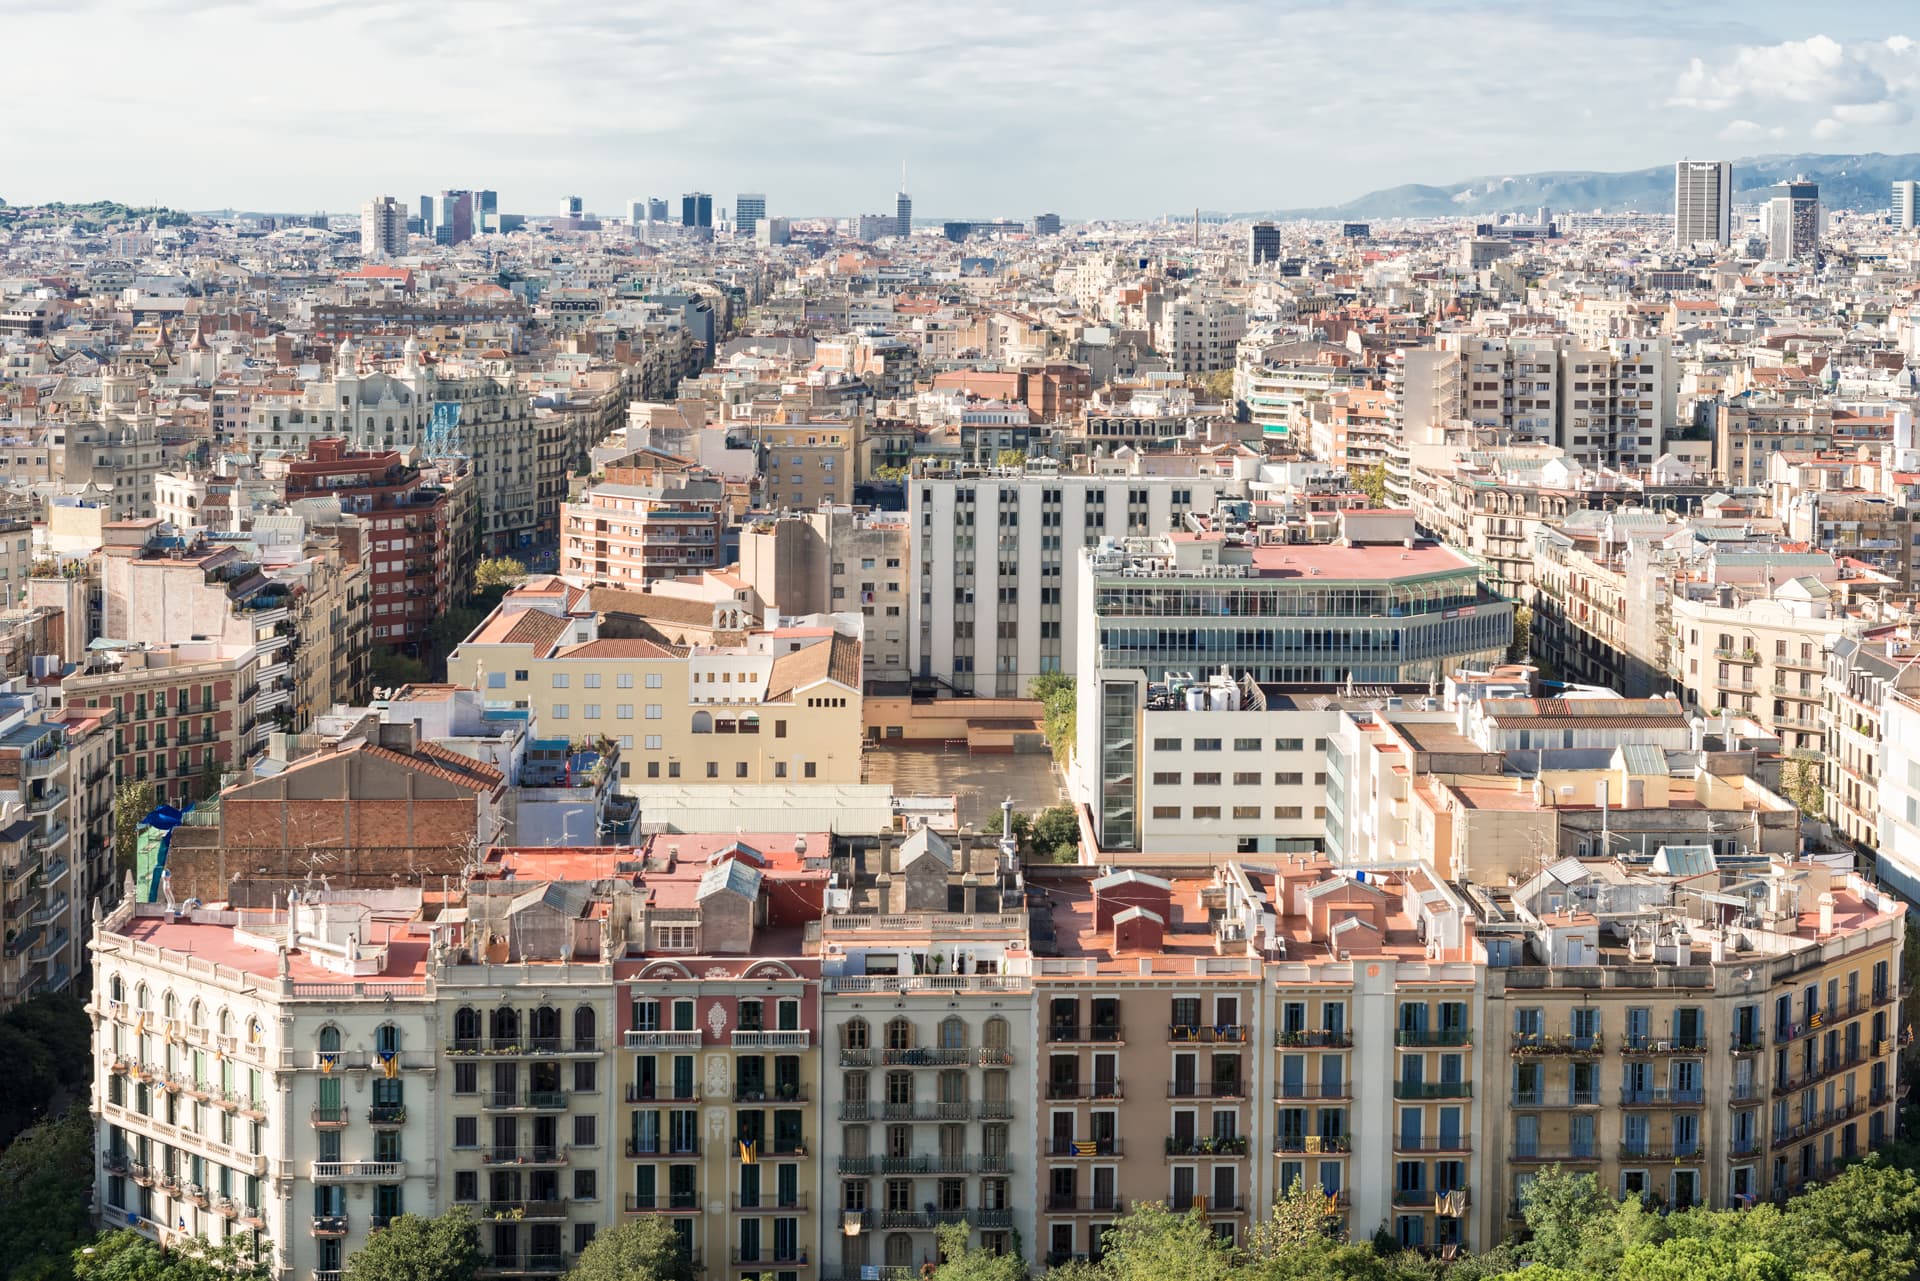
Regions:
[[5, 0, 1920, 219]]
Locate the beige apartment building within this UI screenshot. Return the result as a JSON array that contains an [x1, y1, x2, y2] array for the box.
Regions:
[[1669, 582, 1853, 754], [755, 423, 853, 512], [447, 580, 864, 791]]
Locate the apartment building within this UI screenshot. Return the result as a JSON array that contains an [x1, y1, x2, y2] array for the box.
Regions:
[[0, 701, 81, 1005], [1713, 403, 1840, 487], [63, 641, 266, 807], [1531, 511, 1683, 697], [49, 700, 117, 912], [755, 423, 852, 511], [908, 469, 1233, 695], [819, 828, 1031, 1279], [1669, 578, 1853, 754], [1480, 857, 1904, 1221], [1823, 634, 1920, 854], [1156, 298, 1245, 374], [561, 455, 726, 587], [283, 441, 471, 654], [1556, 338, 1674, 471], [447, 580, 864, 792]]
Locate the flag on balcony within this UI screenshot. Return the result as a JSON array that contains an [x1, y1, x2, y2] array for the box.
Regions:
[[1304, 1136, 1322, 1153], [319, 1053, 336, 1074], [380, 1053, 399, 1079], [738, 1139, 757, 1165], [843, 1215, 862, 1236], [134, 1013, 148, 1037], [1073, 1140, 1097, 1157], [1192, 1194, 1208, 1224]]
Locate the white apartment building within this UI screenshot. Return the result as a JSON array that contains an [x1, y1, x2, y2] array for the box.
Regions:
[[1156, 298, 1245, 374], [908, 471, 1234, 695], [1674, 161, 1733, 249], [360, 197, 406, 260]]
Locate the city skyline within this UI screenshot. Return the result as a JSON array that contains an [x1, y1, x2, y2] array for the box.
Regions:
[[4, 2, 1919, 216]]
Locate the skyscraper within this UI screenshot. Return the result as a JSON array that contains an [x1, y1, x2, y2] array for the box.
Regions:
[[359, 196, 405, 260], [417, 194, 434, 239], [436, 190, 474, 246], [1895, 180, 1918, 230], [475, 190, 498, 234], [1032, 212, 1062, 236], [1766, 178, 1820, 263], [561, 195, 583, 218], [895, 190, 912, 238], [735, 192, 766, 238], [648, 197, 669, 223], [681, 192, 713, 232], [1673, 160, 1733, 248], [1247, 221, 1281, 267]]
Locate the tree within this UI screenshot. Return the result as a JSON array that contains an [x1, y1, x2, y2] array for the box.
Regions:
[[1246, 1178, 1344, 1258], [1518, 1168, 1617, 1271], [1778, 1159, 1920, 1281], [0, 1107, 95, 1281], [982, 807, 1032, 847], [1781, 756, 1826, 820], [1201, 368, 1236, 403], [1351, 464, 1389, 508], [1507, 605, 1533, 665], [1614, 1236, 1793, 1281], [371, 648, 429, 694], [0, 993, 91, 1142], [112, 779, 156, 880], [1030, 805, 1081, 863], [1030, 672, 1076, 767], [566, 1217, 693, 1281], [74, 1229, 268, 1281], [1097, 1202, 1239, 1281], [343, 1208, 482, 1281], [995, 449, 1027, 470], [474, 556, 529, 592], [928, 1223, 1024, 1281]]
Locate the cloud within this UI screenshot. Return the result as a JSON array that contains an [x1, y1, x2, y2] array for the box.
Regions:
[[1672, 34, 1920, 140], [1718, 119, 1787, 142]]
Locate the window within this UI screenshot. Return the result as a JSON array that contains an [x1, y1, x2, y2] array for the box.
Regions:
[[553, 704, 570, 720], [584, 705, 601, 720], [617, 674, 634, 689], [584, 674, 602, 689], [1153, 738, 1182, 751], [1276, 772, 1304, 786], [646, 673, 663, 688], [645, 705, 663, 719], [1233, 738, 1261, 751], [1193, 738, 1221, 752], [1277, 738, 1305, 751], [1192, 772, 1222, 786], [1192, 806, 1221, 819], [1232, 772, 1260, 786], [552, 674, 570, 688]]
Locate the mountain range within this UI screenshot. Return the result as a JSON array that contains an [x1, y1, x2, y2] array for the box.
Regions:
[[1237, 153, 1920, 221]]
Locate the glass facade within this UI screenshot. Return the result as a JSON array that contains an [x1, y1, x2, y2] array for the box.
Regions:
[[1099, 681, 1139, 851]]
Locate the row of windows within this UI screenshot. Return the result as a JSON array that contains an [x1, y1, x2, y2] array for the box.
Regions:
[[1152, 737, 1323, 753]]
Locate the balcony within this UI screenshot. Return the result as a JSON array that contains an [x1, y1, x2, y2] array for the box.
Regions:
[[1511, 1033, 1603, 1056], [732, 1195, 809, 1213], [485, 1090, 569, 1111], [1393, 1081, 1472, 1100], [312, 1216, 347, 1237], [1619, 1087, 1704, 1106], [1391, 1136, 1472, 1154], [1164, 1135, 1249, 1157], [873, 1101, 979, 1122], [1047, 1139, 1122, 1160], [1271, 1135, 1350, 1154], [871, 1209, 1012, 1231], [479, 1254, 570, 1275], [1167, 1025, 1247, 1044], [624, 1030, 703, 1050], [369, 1104, 408, 1126], [1272, 1083, 1352, 1101], [1622, 1035, 1705, 1056], [1392, 1188, 1469, 1211], [625, 1138, 699, 1158], [312, 1161, 405, 1181], [1046, 1025, 1125, 1045], [878, 1047, 1013, 1067], [731, 1030, 811, 1050], [1047, 1080, 1124, 1102], [486, 1200, 568, 1220], [481, 1147, 569, 1166], [625, 1193, 701, 1213], [1167, 1080, 1246, 1100], [1273, 1029, 1352, 1048], [728, 1251, 811, 1268], [734, 1085, 808, 1104], [1045, 1197, 1128, 1215], [1394, 1028, 1471, 1047], [1618, 1143, 1701, 1161], [837, 1154, 1008, 1175], [311, 1105, 349, 1128], [1510, 1146, 1599, 1164]]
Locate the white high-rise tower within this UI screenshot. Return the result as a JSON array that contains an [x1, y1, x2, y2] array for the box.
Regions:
[[1673, 161, 1733, 248]]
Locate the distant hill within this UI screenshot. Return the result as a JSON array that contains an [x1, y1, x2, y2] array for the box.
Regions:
[[1238, 153, 1920, 220], [0, 199, 188, 230]]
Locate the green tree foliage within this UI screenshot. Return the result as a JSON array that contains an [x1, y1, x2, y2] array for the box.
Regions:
[[1201, 368, 1237, 403], [1246, 1179, 1345, 1259], [0, 1107, 96, 1280], [0, 994, 91, 1141], [565, 1217, 693, 1281], [371, 648, 429, 693], [995, 449, 1027, 470], [1098, 1202, 1239, 1281], [1780, 756, 1826, 819], [1351, 464, 1389, 508], [1030, 805, 1081, 863], [112, 779, 156, 879], [341, 1209, 481, 1281], [73, 1229, 269, 1281], [473, 557, 530, 591], [1030, 672, 1075, 767], [929, 1223, 1026, 1281], [1506, 605, 1533, 665], [1518, 1167, 1620, 1271], [982, 807, 1032, 846], [1776, 1159, 1920, 1281]]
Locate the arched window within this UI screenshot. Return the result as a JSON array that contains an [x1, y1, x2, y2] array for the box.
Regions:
[[490, 1007, 521, 1046], [455, 1006, 481, 1044], [842, 1018, 870, 1052], [218, 1008, 231, 1038], [885, 1017, 914, 1051], [163, 992, 176, 1020], [691, 710, 713, 734], [317, 1026, 343, 1053], [247, 1017, 263, 1046], [530, 1006, 561, 1048], [982, 1016, 1010, 1053], [375, 1024, 401, 1057], [939, 1016, 967, 1050], [135, 983, 150, 1011], [885, 1235, 914, 1268], [109, 975, 124, 1005], [573, 1006, 596, 1051], [188, 999, 204, 1030]]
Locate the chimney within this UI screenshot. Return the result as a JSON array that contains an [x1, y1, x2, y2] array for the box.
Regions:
[[1817, 891, 1836, 937]]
